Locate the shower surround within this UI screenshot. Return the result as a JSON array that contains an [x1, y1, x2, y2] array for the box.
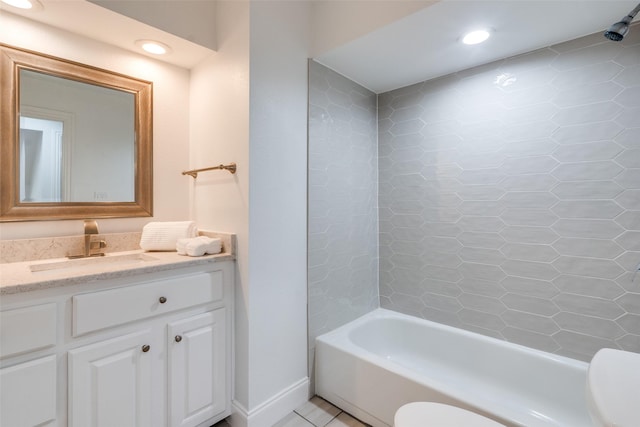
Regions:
[[308, 60, 379, 366], [308, 27, 640, 367], [378, 30, 640, 361]]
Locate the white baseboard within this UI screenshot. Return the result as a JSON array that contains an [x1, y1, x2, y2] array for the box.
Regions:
[[230, 377, 309, 427]]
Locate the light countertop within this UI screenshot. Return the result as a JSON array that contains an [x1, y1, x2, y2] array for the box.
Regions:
[[0, 250, 234, 295]]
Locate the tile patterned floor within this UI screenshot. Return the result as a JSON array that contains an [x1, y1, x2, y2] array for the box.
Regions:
[[212, 396, 370, 427]]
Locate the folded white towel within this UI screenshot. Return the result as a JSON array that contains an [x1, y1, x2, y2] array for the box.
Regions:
[[176, 236, 222, 257], [140, 221, 198, 251]]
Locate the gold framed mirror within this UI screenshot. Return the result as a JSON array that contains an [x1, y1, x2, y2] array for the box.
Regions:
[[0, 44, 153, 221]]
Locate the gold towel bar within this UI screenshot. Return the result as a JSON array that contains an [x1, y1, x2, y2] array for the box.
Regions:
[[182, 163, 237, 178]]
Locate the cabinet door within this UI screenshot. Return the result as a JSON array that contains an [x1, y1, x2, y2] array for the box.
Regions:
[[168, 309, 227, 427], [0, 355, 57, 427], [68, 330, 153, 427]]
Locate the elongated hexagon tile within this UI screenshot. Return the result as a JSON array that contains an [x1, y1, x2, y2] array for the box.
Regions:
[[550, 62, 623, 88], [616, 293, 640, 315], [615, 211, 640, 230], [501, 276, 560, 299], [552, 161, 623, 181], [552, 256, 625, 279], [553, 293, 626, 319], [552, 238, 625, 259], [500, 226, 560, 244], [552, 102, 622, 126], [502, 310, 560, 335], [500, 209, 558, 226], [616, 231, 640, 251], [551, 219, 624, 239], [553, 275, 625, 299], [615, 87, 640, 108], [553, 312, 626, 339], [618, 314, 640, 335], [552, 141, 624, 163], [551, 200, 624, 219], [551, 181, 623, 200], [500, 243, 560, 263], [616, 190, 640, 210], [616, 334, 640, 353], [501, 293, 560, 316], [616, 106, 640, 128], [551, 121, 623, 144], [615, 149, 640, 168], [615, 129, 640, 150], [551, 81, 623, 107]]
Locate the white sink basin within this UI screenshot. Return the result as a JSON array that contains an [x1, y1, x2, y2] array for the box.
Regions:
[[30, 253, 158, 274]]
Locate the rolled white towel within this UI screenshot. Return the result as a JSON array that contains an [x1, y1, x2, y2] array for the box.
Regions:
[[176, 236, 222, 257], [140, 221, 198, 251]]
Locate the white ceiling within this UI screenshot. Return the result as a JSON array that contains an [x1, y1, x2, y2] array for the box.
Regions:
[[0, 0, 215, 69], [2, 0, 638, 92], [315, 0, 640, 93]]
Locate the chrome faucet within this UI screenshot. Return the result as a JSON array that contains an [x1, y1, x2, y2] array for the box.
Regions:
[[69, 220, 107, 258]]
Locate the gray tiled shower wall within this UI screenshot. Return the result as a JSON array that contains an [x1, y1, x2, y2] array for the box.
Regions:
[[308, 61, 379, 372], [308, 26, 640, 368], [378, 29, 640, 361]]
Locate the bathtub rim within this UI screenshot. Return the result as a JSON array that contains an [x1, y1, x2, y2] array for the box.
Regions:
[[315, 307, 591, 427], [317, 308, 588, 370]]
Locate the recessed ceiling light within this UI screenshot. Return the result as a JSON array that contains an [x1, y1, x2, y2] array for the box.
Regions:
[[1, 0, 42, 10], [135, 40, 171, 55], [462, 29, 491, 45]]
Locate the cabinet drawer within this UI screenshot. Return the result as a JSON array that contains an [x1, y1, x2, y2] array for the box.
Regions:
[[0, 303, 57, 359], [73, 271, 223, 336]]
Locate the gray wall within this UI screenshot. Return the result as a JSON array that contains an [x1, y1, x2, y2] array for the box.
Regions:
[[308, 60, 379, 367], [379, 31, 640, 361]]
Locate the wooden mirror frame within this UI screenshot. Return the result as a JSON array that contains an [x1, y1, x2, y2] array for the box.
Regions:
[[0, 44, 153, 222]]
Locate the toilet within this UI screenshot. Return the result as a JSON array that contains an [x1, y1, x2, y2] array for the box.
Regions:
[[394, 348, 640, 427], [394, 402, 506, 427], [586, 348, 640, 427]]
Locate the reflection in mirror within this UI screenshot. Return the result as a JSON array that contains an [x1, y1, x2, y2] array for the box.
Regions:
[[20, 115, 65, 202], [20, 69, 135, 203], [0, 44, 153, 221]]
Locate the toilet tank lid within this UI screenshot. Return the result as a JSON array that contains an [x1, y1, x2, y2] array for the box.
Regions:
[[588, 348, 640, 427]]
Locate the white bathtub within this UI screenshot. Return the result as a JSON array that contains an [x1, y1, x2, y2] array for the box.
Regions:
[[315, 308, 594, 427]]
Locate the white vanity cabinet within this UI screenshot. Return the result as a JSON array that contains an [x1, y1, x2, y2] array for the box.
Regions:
[[0, 260, 234, 427], [0, 303, 58, 427]]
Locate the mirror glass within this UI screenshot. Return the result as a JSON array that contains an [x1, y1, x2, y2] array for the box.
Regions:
[[20, 69, 135, 203], [1, 44, 153, 221]]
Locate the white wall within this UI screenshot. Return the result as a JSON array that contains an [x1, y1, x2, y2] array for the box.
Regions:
[[191, 2, 311, 425], [0, 13, 191, 239], [247, 0, 310, 416], [188, 0, 252, 415]]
